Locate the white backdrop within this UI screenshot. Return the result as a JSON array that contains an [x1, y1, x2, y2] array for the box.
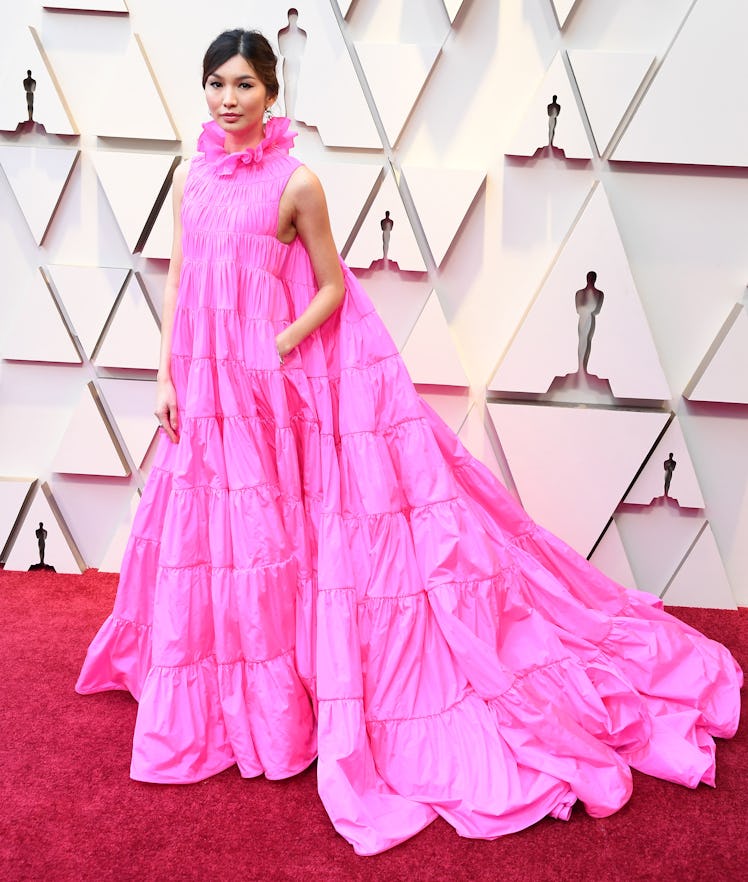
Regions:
[[1, 0, 747, 609]]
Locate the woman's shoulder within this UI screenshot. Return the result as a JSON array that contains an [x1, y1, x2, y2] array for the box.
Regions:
[[169, 157, 193, 203], [284, 163, 326, 208], [173, 156, 192, 185]]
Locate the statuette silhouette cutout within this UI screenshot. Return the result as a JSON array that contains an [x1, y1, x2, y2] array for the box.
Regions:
[[664, 452, 677, 497], [576, 271, 605, 374], [547, 94, 560, 147], [278, 8, 307, 122], [17, 68, 46, 133], [36, 521, 46, 562], [380, 210, 394, 267], [29, 520, 55, 571], [23, 69, 36, 121], [545, 270, 613, 402], [532, 95, 565, 158]]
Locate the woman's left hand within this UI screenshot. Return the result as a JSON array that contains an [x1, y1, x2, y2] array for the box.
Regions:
[[275, 328, 294, 361]]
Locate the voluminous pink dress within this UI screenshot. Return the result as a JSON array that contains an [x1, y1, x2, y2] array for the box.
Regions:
[[76, 118, 743, 856]]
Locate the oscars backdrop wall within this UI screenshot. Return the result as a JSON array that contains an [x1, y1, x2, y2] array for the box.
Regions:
[[1, 0, 747, 608]]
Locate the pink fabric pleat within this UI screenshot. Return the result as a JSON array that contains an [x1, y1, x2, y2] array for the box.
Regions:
[[76, 120, 743, 856]]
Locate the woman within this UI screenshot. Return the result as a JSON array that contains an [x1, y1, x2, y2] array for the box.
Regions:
[[77, 29, 742, 856]]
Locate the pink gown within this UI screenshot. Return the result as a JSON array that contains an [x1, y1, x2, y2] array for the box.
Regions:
[[76, 117, 743, 856]]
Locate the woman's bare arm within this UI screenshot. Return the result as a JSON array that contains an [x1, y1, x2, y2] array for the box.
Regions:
[[274, 166, 345, 358], [154, 159, 189, 443]]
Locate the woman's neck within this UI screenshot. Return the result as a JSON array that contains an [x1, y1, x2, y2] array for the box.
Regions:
[[222, 122, 265, 154]]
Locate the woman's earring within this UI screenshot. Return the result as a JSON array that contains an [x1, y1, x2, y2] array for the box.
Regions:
[[263, 106, 272, 123]]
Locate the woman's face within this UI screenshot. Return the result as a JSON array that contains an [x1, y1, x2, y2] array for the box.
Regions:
[[204, 54, 271, 136]]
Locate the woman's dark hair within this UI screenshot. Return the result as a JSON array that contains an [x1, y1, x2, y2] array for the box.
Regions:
[[202, 29, 279, 99]]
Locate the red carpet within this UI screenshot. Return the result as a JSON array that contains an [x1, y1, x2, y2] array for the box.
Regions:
[[1, 569, 745, 882]]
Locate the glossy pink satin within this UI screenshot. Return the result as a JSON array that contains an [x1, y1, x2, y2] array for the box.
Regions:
[[76, 118, 743, 856]]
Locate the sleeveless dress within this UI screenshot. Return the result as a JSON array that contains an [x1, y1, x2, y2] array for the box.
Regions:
[[76, 117, 743, 856]]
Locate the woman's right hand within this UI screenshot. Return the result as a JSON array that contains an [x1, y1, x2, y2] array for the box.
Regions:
[[154, 376, 179, 443]]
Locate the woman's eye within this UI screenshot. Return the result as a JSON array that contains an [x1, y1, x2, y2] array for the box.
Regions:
[[239, 83, 252, 89], [209, 81, 221, 88]]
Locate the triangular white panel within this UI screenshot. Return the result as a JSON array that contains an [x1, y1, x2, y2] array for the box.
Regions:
[[0, 26, 76, 134], [99, 490, 141, 574], [45, 265, 128, 358], [624, 418, 705, 509], [140, 192, 173, 260], [93, 151, 176, 252], [4, 483, 84, 573], [420, 391, 471, 435], [401, 291, 469, 386], [0, 144, 79, 244], [506, 53, 592, 159], [95, 275, 160, 370], [136, 266, 168, 322], [588, 520, 637, 591], [0, 478, 35, 556], [685, 304, 748, 404], [2, 268, 81, 364], [53, 383, 129, 476], [138, 434, 160, 480], [360, 272, 432, 350], [489, 186, 670, 401], [442, 0, 467, 22], [567, 51, 655, 155], [345, 171, 426, 271], [87, 34, 176, 139], [98, 377, 157, 467], [44, 1, 128, 10], [311, 160, 381, 253], [457, 404, 506, 486], [294, 11, 380, 149], [661, 525, 737, 610], [551, 0, 579, 28], [402, 165, 485, 266], [487, 403, 669, 555], [355, 43, 441, 145], [332, 0, 355, 16], [613, 0, 748, 166], [614, 505, 705, 598]]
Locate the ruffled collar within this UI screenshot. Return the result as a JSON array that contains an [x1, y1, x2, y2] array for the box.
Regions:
[[197, 116, 297, 176]]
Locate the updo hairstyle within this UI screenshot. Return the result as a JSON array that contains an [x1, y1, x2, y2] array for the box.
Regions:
[[202, 29, 279, 100]]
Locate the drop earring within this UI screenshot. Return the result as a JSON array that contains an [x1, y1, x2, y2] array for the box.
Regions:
[[263, 106, 272, 123]]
